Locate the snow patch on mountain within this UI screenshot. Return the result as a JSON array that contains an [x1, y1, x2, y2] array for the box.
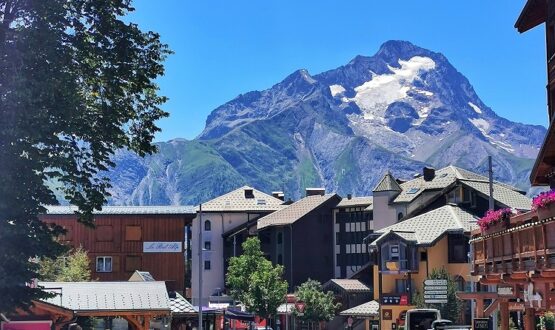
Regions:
[[469, 118, 490, 133], [329, 84, 346, 97], [468, 102, 483, 114], [347, 56, 436, 120]]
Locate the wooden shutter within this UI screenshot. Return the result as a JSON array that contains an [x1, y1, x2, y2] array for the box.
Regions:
[[125, 256, 142, 272], [112, 256, 120, 272], [96, 225, 113, 242], [125, 226, 142, 241]]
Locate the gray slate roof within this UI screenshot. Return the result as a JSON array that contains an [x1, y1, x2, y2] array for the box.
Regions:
[[340, 300, 380, 317], [373, 172, 402, 192], [257, 194, 339, 230], [324, 279, 372, 293], [460, 180, 531, 210], [369, 205, 478, 247], [39, 281, 170, 311], [44, 205, 196, 215], [393, 165, 524, 204], [337, 196, 373, 208], [199, 186, 284, 212], [170, 292, 196, 315]]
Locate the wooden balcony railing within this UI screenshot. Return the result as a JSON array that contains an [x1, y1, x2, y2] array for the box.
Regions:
[[471, 208, 555, 276]]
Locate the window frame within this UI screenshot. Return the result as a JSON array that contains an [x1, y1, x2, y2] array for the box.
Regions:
[[96, 256, 113, 273], [204, 260, 211, 270], [204, 220, 211, 231], [204, 240, 211, 251]]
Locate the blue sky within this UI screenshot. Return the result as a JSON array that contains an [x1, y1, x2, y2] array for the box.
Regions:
[[129, 0, 546, 142]]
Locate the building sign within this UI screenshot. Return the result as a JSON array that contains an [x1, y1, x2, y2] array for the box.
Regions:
[[143, 241, 182, 253], [497, 286, 514, 296], [382, 309, 393, 320], [473, 318, 491, 330], [2, 321, 52, 330], [381, 295, 402, 305]]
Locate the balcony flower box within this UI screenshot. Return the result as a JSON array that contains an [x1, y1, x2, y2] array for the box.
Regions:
[[533, 189, 555, 221], [477, 208, 513, 235]]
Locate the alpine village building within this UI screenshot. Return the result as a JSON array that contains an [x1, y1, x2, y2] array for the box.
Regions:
[[462, 2, 555, 330]]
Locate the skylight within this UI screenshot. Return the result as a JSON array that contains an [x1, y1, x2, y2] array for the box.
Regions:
[[407, 188, 420, 194], [257, 199, 267, 205]]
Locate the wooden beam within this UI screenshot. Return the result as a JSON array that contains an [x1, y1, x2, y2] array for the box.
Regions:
[[500, 301, 509, 330]]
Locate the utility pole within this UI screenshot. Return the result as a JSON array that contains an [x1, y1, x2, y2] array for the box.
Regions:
[[488, 156, 494, 211], [198, 203, 203, 330]]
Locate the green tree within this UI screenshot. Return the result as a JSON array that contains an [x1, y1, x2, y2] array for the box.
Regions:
[[38, 246, 91, 282], [0, 0, 170, 312], [226, 237, 288, 328], [294, 279, 339, 329], [412, 268, 463, 322]]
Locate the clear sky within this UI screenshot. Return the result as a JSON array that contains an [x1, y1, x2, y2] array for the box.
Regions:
[[129, 0, 547, 142]]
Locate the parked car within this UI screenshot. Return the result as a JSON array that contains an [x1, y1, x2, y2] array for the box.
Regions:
[[405, 309, 441, 330]]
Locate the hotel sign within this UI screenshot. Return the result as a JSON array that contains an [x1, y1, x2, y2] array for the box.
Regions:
[[143, 241, 182, 253]]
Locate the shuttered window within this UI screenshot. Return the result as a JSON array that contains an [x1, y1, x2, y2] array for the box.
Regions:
[[125, 256, 142, 272], [125, 226, 142, 241]]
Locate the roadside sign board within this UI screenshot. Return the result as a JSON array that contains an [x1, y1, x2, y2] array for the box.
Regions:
[[424, 285, 447, 291], [424, 299, 448, 304], [473, 318, 491, 330], [424, 290, 447, 295], [424, 279, 447, 286], [424, 295, 448, 299]]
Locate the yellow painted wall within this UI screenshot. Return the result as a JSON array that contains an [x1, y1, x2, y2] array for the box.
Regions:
[[376, 236, 474, 329]]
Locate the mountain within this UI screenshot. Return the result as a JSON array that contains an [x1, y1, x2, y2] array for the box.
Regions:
[[106, 40, 546, 205]]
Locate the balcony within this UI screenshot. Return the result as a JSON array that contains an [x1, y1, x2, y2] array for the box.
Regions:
[[471, 208, 555, 277]]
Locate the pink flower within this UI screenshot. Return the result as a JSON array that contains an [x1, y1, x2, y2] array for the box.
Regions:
[[477, 208, 513, 232], [532, 189, 555, 211]]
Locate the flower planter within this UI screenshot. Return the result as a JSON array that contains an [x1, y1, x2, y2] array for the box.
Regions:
[[537, 203, 555, 221], [482, 221, 508, 236]]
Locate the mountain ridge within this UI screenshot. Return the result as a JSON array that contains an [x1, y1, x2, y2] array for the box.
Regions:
[[106, 40, 546, 205]]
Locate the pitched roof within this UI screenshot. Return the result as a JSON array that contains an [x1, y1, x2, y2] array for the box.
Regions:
[[44, 205, 196, 215], [336, 196, 373, 208], [369, 205, 478, 247], [393, 165, 523, 203], [128, 270, 156, 282], [324, 279, 372, 293], [170, 292, 196, 315], [373, 172, 402, 192], [257, 194, 339, 230], [39, 281, 170, 311], [340, 300, 380, 317], [460, 180, 531, 210], [199, 186, 284, 212]]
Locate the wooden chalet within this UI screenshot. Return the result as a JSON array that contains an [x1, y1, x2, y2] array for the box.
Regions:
[[462, 1, 555, 329]]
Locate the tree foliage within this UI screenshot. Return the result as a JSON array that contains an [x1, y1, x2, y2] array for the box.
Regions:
[[0, 0, 170, 311], [412, 268, 463, 322], [38, 246, 91, 282], [294, 279, 339, 326], [226, 237, 288, 323]]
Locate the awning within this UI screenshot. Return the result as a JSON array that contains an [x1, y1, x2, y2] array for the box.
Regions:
[[224, 309, 255, 321], [340, 301, 380, 318]]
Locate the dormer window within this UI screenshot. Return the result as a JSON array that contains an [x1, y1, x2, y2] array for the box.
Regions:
[[390, 245, 400, 260], [244, 189, 254, 199]]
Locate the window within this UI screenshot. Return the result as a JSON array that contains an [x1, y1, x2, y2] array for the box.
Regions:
[[96, 225, 113, 242], [420, 251, 428, 262], [390, 245, 400, 260], [204, 260, 211, 270], [125, 256, 141, 272], [96, 256, 113, 272], [125, 225, 142, 241], [397, 212, 404, 222], [406, 188, 420, 194], [448, 234, 469, 263], [204, 220, 211, 231], [256, 199, 267, 205], [395, 279, 414, 294], [204, 241, 211, 250]]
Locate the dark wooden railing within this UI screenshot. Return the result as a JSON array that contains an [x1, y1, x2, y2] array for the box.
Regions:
[[471, 209, 555, 276]]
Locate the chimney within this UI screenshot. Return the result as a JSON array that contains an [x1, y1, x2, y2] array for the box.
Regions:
[[347, 194, 352, 200], [305, 188, 325, 197], [423, 167, 436, 182], [244, 188, 254, 199], [272, 191, 285, 201]]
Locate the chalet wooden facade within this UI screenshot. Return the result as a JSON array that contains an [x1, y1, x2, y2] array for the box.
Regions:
[[40, 206, 196, 293], [463, 1, 555, 329]]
